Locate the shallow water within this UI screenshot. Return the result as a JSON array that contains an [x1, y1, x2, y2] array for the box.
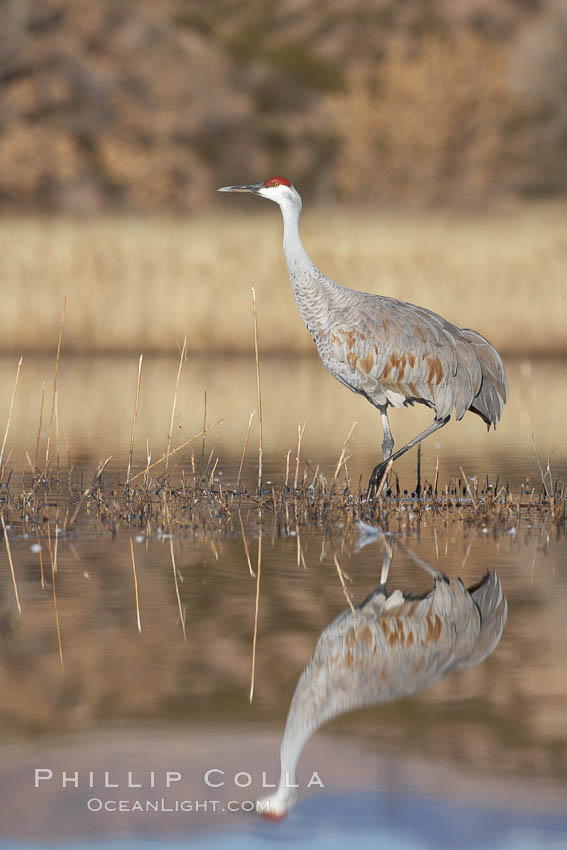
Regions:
[[0, 355, 566, 848], [0, 354, 565, 487]]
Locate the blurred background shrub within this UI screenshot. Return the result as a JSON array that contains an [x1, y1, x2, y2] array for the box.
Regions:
[[0, 0, 565, 213]]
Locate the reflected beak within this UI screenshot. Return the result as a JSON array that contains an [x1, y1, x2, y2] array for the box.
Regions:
[[217, 182, 264, 194], [263, 810, 288, 822]]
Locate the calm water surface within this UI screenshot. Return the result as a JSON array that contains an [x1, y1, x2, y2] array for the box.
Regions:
[[0, 355, 566, 849]]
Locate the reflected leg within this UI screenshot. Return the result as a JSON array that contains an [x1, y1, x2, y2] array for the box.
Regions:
[[379, 542, 392, 588], [392, 537, 448, 583], [357, 542, 393, 609]]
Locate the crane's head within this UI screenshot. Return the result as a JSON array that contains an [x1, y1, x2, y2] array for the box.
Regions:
[[218, 177, 301, 214]]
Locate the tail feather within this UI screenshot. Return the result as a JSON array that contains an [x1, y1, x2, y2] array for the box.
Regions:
[[462, 572, 508, 668], [461, 328, 509, 428]]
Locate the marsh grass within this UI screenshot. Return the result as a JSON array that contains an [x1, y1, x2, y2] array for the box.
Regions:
[[0, 205, 565, 355], [0, 422, 564, 551], [0, 371, 564, 562]]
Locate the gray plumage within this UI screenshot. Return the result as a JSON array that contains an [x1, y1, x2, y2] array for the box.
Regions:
[[218, 177, 509, 488], [257, 562, 507, 818]]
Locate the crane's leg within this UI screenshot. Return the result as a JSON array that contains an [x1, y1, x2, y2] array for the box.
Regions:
[[368, 415, 450, 498], [380, 407, 394, 459]]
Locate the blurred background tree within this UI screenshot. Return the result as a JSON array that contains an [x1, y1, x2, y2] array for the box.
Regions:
[[0, 0, 564, 212]]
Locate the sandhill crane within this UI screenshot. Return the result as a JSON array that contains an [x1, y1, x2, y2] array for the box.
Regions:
[[218, 178, 509, 493], [256, 542, 507, 819]]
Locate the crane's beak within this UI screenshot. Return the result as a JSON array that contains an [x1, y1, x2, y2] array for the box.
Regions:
[[217, 182, 264, 194]]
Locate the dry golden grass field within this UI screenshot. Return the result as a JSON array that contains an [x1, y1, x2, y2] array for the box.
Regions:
[[0, 203, 565, 355]]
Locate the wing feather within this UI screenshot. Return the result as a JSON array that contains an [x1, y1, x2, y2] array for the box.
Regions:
[[326, 295, 489, 419]]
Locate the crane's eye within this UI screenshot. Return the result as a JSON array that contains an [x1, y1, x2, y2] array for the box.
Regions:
[[271, 181, 280, 187]]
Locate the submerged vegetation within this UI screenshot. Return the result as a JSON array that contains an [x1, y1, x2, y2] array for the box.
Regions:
[[1, 451, 565, 544]]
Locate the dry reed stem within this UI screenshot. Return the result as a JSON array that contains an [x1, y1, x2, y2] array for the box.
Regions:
[[64, 432, 72, 479], [33, 381, 46, 472], [297, 528, 307, 570], [130, 417, 227, 482], [0, 355, 23, 478], [294, 420, 307, 490], [166, 337, 187, 472], [66, 456, 113, 528], [126, 354, 144, 490], [334, 421, 357, 480], [460, 466, 478, 509], [285, 449, 291, 488], [169, 536, 186, 642], [208, 457, 219, 487], [1, 513, 21, 614], [144, 438, 151, 488], [201, 390, 207, 459], [249, 529, 262, 703], [66, 488, 91, 530], [37, 530, 45, 589], [129, 536, 142, 633], [531, 434, 555, 500], [251, 287, 263, 494], [459, 531, 477, 576], [237, 410, 255, 490], [48, 525, 64, 671], [94, 454, 113, 483], [311, 465, 320, 489], [333, 554, 355, 613], [238, 511, 255, 577], [45, 296, 66, 469], [54, 389, 61, 474]]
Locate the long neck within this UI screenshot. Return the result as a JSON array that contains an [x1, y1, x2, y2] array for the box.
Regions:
[[275, 660, 338, 795], [277, 716, 309, 792], [281, 203, 337, 332]]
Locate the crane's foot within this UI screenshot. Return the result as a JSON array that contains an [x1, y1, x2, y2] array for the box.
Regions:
[[367, 460, 391, 500]]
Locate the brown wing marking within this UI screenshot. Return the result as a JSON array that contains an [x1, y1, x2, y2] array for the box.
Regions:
[[359, 352, 375, 374], [424, 613, 443, 644], [424, 355, 445, 388], [377, 348, 433, 400]]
